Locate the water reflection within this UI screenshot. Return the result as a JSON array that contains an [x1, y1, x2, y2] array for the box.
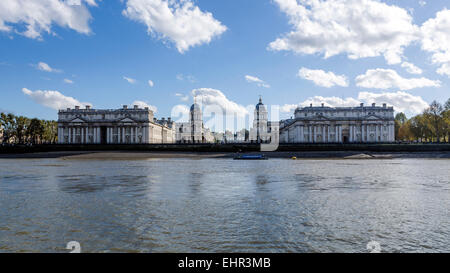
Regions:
[[0, 158, 449, 253]]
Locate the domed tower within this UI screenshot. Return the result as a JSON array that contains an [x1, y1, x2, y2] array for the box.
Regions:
[[253, 96, 268, 143], [190, 100, 203, 143]]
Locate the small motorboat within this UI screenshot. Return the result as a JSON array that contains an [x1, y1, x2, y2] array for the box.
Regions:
[[234, 154, 268, 160]]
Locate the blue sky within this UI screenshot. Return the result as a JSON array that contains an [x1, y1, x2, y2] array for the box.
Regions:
[[1, 0, 450, 130]]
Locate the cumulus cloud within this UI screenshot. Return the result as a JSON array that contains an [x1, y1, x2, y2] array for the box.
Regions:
[[245, 75, 270, 88], [148, 80, 154, 87], [0, 0, 96, 40], [63, 78, 74, 84], [401, 62, 423, 74], [298, 68, 348, 88], [281, 91, 429, 115], [123, 0, 227, 53], [132, 100, 157, 112], [269, 0, 419, 64], [171, 104, 190, 122], [421, 9, 450, 77], [22, 87, 91, 110], [355, 69, 440, 90], [35, 62, 62, 73], [358, 91, 429, 114], [191, 88, 248, 117], [123, 76, 136, 84]]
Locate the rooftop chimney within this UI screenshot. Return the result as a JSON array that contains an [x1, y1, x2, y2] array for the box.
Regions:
[[310, 103, 313, 107], [372, 103, 376, 107], [383, 103, 387, 108], [144, 107, 149, 111], [86, 105, 91, 110], [134, 105, 138, 109], [75, 106, 80, 110], [67, 108, 71, 111], [123, 105, 128, 110], [360, 103, 364, 107], [321, 103, 324, 107]]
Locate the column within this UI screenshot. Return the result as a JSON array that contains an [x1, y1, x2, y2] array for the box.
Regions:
[[339, 126, 342, 143], [362, 125, 365, 142], [300, 126, 304, 142], [376, 124, 381, 142], [122, 127, 126, 144], [308, 126, 312, 142], [375, 124, 379, 142], [313, 126, 317, 143], [327, 125, 331, 143], [111, 127, 114, 144], [131, 127, 135, 144], [349, 125, 353, 143]]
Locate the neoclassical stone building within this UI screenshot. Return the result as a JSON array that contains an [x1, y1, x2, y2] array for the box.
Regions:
[[175, 102, 214, 143], [249, 97, 278, 143], [58, 105, 175, 144], [279, 103, 395, 143]]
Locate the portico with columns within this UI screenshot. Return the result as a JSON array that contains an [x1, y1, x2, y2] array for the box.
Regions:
[[58, 105, 175, 144], [279, 103, 395, 143]]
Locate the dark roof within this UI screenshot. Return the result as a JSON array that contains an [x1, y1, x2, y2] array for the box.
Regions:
[[190, 103, 201, 112]]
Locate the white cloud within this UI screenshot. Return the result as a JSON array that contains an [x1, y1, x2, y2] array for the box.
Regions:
[[64, 78, 74, 84], [171, 104, 190, 122], [175, 93, 189, 102], [245, 75, 270, 88], [132, 100, 157, 113], [148, 80, 154, 87], [269, 0, 419, 64], [176, 73, 196, 82], [436, 63, 450, 77], [419, 1, 426, 7], [355, 69, 440, 90], [35, 62, 62, 73], [401, 62, 423, 74], [282, 91, 429, 115], [22, 87, 91, 110], [358, 91, 429, 114], [123, 0, 227, 53], [298, 68, 348, 88], [420, 9, 450, 77], [0, 0, 95, 40], [123, 76, 136, 84], [191, 88, 248, 117]]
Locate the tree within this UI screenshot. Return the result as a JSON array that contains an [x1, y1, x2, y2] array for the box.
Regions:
[[27, 118, 44, 144], [394, 112, 408, 140], [1, 113, 16, 143], [423, 101, 444, 143]]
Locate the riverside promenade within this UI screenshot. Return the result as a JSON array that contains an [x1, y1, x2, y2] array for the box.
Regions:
[[1, 143, 450, 159]]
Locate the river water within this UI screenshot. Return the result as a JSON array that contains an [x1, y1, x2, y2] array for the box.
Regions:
[[0, 157, 449, 253]]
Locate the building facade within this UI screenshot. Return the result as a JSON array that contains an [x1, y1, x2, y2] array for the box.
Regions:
[[279, 103, 395, 143], [175, 102, 214, 143], [57, 105, 175, 144], [249, 97, 270, 143]]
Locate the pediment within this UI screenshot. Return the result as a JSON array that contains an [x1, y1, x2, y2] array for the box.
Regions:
[[70, 118, 86, 123], [119, 117, 136, 123], [365, 115, 380, 120]]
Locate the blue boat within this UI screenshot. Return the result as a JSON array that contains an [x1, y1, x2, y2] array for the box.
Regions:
[[233, 154, 268, 160]]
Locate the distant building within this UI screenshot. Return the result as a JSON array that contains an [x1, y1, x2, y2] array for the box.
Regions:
[[175, 102, 214, 143], [249, 97, 272, 143], [279, 103, 395, 143], [57, 105, 175, 144]]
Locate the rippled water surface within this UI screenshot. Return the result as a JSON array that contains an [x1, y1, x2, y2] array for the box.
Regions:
[[0, 158, 449, 253]]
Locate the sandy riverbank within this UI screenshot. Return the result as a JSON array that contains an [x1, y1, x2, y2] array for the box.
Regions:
[[1, 151, 449, 159]]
